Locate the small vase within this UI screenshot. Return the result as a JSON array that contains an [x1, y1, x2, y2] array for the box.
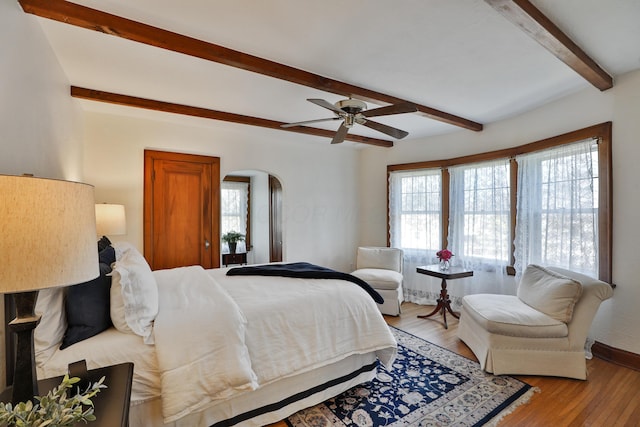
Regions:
[[229, 242, 237, 254], [439, 259, 450, 271]]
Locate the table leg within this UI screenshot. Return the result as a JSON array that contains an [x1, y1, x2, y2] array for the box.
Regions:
[[445, 302, 460, 319], [417, 278, 457, 329]]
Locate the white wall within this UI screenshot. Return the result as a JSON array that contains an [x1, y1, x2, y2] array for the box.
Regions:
[[82, 112, 361, 272], [248, 171, 271, 264], [358, 69, 640, 355], [0, 2, 84, 387], [0, 2, 83, 181]]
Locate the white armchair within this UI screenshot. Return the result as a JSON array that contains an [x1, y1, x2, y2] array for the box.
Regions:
[[351, 247, 404, 316], [457, 264, 614, 380]]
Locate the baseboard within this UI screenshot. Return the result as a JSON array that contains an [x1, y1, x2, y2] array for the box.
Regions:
[[592, 341, 640, 372]]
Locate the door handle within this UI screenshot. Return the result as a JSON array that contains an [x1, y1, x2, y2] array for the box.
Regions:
[[204, 239, 210, 249]]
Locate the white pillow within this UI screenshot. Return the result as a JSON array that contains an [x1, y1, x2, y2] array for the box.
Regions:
[[112, 241, 136, 261], [110, 244, 158, 344], [517, 264, 582, 323], [34, 287, 67, 365], [356, 247, 403, 272]]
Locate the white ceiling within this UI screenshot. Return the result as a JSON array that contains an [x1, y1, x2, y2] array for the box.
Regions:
[[33, 0, 640, 145]]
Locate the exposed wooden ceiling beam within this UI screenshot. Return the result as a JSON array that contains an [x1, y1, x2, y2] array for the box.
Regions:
[[19, 0, 483, 132], [486, 0, 613, 91], [70, 86, 395, 147]]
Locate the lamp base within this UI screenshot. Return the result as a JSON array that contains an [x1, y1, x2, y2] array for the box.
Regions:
[[8, 291, 41, 404]]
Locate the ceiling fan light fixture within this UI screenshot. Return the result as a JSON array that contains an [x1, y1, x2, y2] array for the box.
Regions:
[[334, 99, 367, 114]]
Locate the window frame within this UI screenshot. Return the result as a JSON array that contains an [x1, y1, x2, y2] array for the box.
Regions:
[[390, 169, 443, 252], [387, 122, 612, 282], [449, 159, 512, 265]]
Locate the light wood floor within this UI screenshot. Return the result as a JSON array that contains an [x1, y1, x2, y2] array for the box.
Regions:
[[269, 302, 640, 427]]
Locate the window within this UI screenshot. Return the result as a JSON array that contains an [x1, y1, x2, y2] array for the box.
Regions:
[[389, 169, 441, 251], [388, 169, 443, 305], [449, 159, 511, 267], [387, 122, 612, 303], [221, 177, 250, 253], [514, 139, 599, 277]]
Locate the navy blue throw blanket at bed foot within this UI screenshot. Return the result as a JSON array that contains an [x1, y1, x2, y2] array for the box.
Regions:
[[226, 262, 384, 304]]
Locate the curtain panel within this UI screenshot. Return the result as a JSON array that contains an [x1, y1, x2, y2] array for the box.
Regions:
[[447, 159, 513, 306], [514, 138, 598, 279], [389, 169, 444, 306]]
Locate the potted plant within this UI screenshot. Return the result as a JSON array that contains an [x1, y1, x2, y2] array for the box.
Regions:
[[222, 231, 245, 254], [0, 375, 105, 426]]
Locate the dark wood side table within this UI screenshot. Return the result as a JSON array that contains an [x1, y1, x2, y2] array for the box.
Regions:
[[416, 264, 473, 329], [0, 361, 133, 427], [222, 252, 247, 266]]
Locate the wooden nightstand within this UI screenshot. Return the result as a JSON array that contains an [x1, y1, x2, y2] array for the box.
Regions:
[[0, 361, 134, 427], [222, 252, 247, 266]]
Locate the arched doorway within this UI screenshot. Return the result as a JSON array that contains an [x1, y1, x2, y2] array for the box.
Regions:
[[222, 170, 282, 265]]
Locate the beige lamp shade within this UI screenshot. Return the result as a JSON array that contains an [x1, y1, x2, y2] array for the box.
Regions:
[[95, 203, 126, 236], [0, 175, 99, 293]]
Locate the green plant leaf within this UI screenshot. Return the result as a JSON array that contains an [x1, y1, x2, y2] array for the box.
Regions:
[[0, 376, 106, 426]]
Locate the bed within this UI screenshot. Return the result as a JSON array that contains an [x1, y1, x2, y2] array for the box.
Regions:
[[29, 242, 397, 427]]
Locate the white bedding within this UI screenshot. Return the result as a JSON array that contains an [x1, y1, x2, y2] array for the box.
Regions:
[[36, 263, 397, 426], [153, 266, 258, 422], [36, 327, 161, 403], [208, 267, 397, 383]]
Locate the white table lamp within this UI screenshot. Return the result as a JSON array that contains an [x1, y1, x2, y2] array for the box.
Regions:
[[0, 175, 99, 404], [95, 203, 126, 237]]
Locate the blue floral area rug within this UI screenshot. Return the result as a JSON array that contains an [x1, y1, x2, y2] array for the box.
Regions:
[[286, 327, 537, 426]]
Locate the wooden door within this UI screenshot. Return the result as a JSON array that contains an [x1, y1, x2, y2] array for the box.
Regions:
[[269, 175, 283, 262], [144, 150, 220, 270]]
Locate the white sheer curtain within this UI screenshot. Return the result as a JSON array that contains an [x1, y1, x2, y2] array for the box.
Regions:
[[221, 181, 249, 253], [447, 159, 513, 308], [389, 169, 443, 305], [514, 138, 598, 279]]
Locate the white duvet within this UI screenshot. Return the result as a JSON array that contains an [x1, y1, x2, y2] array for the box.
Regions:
[[152, 266, 259, 423], [37, 264, 397, 425], [153, 265, 397, 424]]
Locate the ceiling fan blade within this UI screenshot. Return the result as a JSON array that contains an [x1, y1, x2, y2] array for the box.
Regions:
[[360, 119, 409, 139], [331, 123, 349, 144], [361, 102, 418, 118], [281, 117, 340, 128], [307, 98, 345, 115]]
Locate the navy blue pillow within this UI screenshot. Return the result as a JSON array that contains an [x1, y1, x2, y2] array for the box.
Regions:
[[61, 246, 115, 349], [97, 236, 112, 252], [98, 245, 115, 266]]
